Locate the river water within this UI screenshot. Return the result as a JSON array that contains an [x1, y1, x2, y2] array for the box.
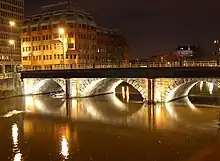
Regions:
[[0, 83, 220, 161]]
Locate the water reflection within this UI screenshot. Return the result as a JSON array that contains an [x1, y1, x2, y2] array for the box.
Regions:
[[0, 92, 220, 161], [12, 123, 22, 161], [208, 82, 214, 95], [61, 136, 69, 159], [200, 81, 203, 91]]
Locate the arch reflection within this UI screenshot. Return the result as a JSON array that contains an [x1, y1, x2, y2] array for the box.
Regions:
[[25, 96, 65, 115]]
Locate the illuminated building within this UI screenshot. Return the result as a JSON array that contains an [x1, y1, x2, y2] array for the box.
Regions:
[[0, 0, 24, 73], [21, 1, 128, 70]]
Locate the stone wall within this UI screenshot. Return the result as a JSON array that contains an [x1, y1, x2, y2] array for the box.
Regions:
[[0, 74, 22, 99]]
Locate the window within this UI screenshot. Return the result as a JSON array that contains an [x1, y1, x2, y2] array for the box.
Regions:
[[22, 57, 28, 60], [68, 32, 74, 38], [68, 23, 74, 28], [31, 27, 38, 31], [68, 43, 74, 48], [52, 24, 58, 28], [53, 34, 59, 39], [43, 17, 50, 21], [41, 25, 48, 30], [22, 28, 27, 33]]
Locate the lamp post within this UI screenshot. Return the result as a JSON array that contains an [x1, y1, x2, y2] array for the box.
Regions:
[[9, 40, 15, 72], [59, 28, 65, 69]]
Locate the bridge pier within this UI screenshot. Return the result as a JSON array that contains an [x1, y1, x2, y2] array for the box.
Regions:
[[65, 79, 71, 99], [148, 79, 155, 104]]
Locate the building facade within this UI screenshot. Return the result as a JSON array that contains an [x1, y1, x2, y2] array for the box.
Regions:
[[21, 1, 128, 70], [0, 0, 24, 73]]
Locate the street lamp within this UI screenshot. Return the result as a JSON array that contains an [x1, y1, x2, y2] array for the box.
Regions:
[[9, 40, 15, 72], [59, 28, 65, 69], [9, 20, 15, 27], [9, 20, 15, 37]]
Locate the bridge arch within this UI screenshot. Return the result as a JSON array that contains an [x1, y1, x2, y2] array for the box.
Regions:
[[80, 78, 148, 100], [23, 78, 66, 95], [163, 78, 220, 103]]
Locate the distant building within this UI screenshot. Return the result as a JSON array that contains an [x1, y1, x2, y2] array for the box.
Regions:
[[148, 52, 180, 63], [21, 1, 128, 70], [0, 0, 24, 72], [175, 45, 195, 58]]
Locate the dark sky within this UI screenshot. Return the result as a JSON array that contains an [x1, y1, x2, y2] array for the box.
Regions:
[[25, 0, 220, 59]]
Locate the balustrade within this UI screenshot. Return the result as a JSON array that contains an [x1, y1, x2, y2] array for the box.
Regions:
[[20, 60, 220, 71]]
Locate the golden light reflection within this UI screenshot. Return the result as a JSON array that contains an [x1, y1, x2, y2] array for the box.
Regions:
[[25, 96, 35, 112], [12, 124, 18, 146], [12, 123, 22, 161], [122, 86, 125, 99], [184, 97, 200, 113], [23, 120, 34, 139], [126, 86, 130, 102], [164, 102, 179, 120], [200, 81, 203, 91], [121, 86, 130, 102], [61, 136, 69, 159], [208, 82, 214, 95], [14, 153, 22, 161]]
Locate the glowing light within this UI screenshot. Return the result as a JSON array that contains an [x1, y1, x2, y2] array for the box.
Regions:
[[209, 82, 214, 95], [61, 136, 69, 159], [9, 20, 15, 27], [12, 123, 18, 146], [200, 81, 203, 91], [12, 123, 22, 161], [14, 153, 22, 161], [9, 39, 15, 45], [25, 96, 34, 112], [122, 86, 125, 99], [59, 28, 65, 35], [126, 86, 130, 102], [72, 99, 77, 109]]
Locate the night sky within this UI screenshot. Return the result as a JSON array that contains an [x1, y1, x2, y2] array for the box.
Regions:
[[25, 0, 220, 59]]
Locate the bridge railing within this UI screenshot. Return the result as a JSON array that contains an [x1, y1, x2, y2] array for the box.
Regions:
[[20, 60, 220, 71]]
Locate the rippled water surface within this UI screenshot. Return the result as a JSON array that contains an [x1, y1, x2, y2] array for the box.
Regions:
[[0, 84, 220, 161]]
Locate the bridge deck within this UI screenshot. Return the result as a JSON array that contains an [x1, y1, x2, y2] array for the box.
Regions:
[[20, 67, 220, 79]]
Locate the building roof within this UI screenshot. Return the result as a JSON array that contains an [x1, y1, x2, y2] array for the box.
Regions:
[[29, 1, 90, 17]]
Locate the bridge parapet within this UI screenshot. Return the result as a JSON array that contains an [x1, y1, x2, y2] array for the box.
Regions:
[[20, 60, 220, 71]]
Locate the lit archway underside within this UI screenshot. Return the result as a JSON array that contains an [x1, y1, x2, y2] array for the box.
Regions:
[[23, 78, 66, 95], [164, 78, 219, 103], [80, 78, 147, 100]]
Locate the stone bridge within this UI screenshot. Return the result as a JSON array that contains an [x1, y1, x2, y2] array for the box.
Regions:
[[22, 77, 219, 103], [20, 67, 220, 103]]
